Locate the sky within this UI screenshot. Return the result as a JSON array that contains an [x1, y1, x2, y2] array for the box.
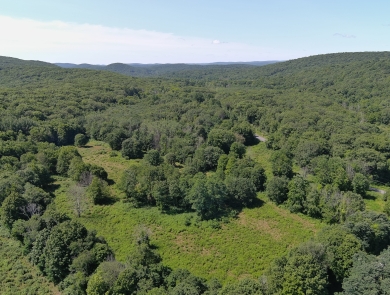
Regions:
[[1, 0, 390, 64]]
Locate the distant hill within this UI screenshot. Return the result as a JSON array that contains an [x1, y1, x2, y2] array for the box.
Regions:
[[171, 51, 390, 81], [123, 61, 280, 66], [54, 63, 105, 70], [54, 61, 280, 78], [54, 52, 390, 81], [191, 61, 280, 66], [0, 56, 57, 69], [246, 51, 390, 77]]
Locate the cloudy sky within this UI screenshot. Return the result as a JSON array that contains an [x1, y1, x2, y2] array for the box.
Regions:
[[1, 0, 390, 64]]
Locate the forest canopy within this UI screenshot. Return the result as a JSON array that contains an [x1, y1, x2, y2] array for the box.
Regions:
[[2, 52, 390, 294]]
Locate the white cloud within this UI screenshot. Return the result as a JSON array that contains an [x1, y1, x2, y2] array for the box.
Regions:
[[0, 15, 294, 63]]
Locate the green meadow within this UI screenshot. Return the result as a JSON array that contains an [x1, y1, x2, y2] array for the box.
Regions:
[[53, 141, 323, 283], [0, 226, 58, 295]]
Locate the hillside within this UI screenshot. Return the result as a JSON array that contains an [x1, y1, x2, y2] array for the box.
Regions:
[[54, 52, 390, 82], [0, 56, 57, 69], [0, 226, 58, 294], [160, 51, 390, 82], [249, 51, 390, 76], [54, 61, 280, 78], [0, 52, 390, 294]]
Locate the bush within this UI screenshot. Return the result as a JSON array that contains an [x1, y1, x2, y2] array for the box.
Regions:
[[229, 142, 246, 159], [88, 177, 111, 205], [266, 176, 289, 205], [74, 134, 89, 147], [144, 149, 163, 166], [121, 137, 142, 159], [56, 146, 80, 175]]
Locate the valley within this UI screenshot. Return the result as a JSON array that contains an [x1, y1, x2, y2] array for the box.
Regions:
[[1, 53, 390, 294]]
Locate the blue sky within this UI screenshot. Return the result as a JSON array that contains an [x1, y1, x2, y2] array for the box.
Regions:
[[1, 0, 390, 63]]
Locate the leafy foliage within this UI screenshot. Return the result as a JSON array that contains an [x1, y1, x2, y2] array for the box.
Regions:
[[3, 52, 390, 293], [342, 248, 390, 295]]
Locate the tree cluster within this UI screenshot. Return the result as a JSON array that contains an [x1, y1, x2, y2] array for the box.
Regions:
[[119, 150, 266, 220]]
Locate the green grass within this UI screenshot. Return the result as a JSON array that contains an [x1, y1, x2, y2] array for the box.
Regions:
[[246, 139, 301, 178], [54, 189, 322, 284], [365, 190, 387, 213], [0, 226, 58, 295], [246, 141, 273, 179], [77, 140, 140, 197], [67, 141, 390, 284], [53, 141, 323, 284]]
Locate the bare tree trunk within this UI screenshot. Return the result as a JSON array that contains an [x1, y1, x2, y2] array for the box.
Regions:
[[69, 185, 88, 217]]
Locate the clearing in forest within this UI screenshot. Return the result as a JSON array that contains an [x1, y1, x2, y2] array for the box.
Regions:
[[50, 142, 324, 283]]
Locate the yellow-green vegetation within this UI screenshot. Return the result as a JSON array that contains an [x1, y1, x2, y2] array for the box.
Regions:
[[364, 188, 387, 213], [3, 53, 390, 293], [246, 141, 273, 179], [77, 140, 135, 180], [0, 226, 58, 295], [77, 140, 140, 196], [53, 141, 323, 283], [55, 188, 322, 283]]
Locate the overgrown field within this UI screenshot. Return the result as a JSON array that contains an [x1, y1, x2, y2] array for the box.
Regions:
[[52, 141, 323, 283], [3, 53, 390, 293], [54, 140, 390, 283], [0, 226, 58, 295]]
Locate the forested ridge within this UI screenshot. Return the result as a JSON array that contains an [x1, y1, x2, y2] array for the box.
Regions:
[[54, 60, 279, 78], [1, 53, 390, 294], [54, 52, 390, 83]]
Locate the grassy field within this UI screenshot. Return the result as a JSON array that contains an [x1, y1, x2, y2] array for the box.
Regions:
[[50, 140, 390, 284], [365, 189, 387, 212], [0, 226, 58, 295], [77, 141, 141, 197], [51, 141, 324, 283], [55, 183, 322, 283], [246, 141, 273, 179]]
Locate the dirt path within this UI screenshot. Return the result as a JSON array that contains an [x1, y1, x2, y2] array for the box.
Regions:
[[369, 187, 386, 194], [255, 134, 267, 142]]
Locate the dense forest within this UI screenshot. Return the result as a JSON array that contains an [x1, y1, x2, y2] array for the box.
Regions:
[[54, 61, 279, 79], [1, 52, 390, 294]]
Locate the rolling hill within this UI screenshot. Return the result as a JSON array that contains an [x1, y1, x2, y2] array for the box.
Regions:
[[0, 56, 57, 69], [1, 52, 390, 294], [54, 60, 280, 78]]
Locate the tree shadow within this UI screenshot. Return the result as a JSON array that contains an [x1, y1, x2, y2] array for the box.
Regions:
[[364, 194, 377, 200], [159, 194, 266, 221], [149, 244, 159, 250], [161, 207, 187, 215], [247, 135, 268, 147], [246, 197, 265, 209], [107, 178, 115, 186], [327, 269, 342, 294], [247, 137, 261, 146], [97, 194, 118, 205], [45, 183, 61, 194]]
